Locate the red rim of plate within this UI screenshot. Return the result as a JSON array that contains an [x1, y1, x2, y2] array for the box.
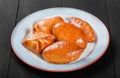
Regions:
[[10, 9, 110, 72], [10, 24, 110, 72]]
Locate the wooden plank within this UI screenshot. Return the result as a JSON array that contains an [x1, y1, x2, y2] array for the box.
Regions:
[[8, 0, 115, 78], [62, 0, 108, 24], [16, 0, 62, 22], [106, 0, 120, 78], [0, 0, 19, 78]]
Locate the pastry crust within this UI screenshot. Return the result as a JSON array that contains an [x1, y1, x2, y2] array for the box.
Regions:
[[22, 32, 55, 54], [33, 16, 64, 33], [42, 41, 83, 64], [69, 17, 96, 42], [53, 22, 87, 49]]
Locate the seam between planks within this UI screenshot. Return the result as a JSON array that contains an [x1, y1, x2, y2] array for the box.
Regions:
[[7, 0, 20, 78], [105, 0, 116, 78]]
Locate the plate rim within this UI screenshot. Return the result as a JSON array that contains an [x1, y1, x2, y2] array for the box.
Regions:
[[10, 7, 110, 72]]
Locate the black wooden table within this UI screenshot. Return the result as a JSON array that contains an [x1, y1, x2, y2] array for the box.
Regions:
[[0, 0, 120, 78]]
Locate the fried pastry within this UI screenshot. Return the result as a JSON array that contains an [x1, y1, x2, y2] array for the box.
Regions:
[[22, 31, 55, 54], [69, 17, 96, 42], [53, 22, 87, 49], [42, 41, 83, 64], [33, 16, 64, 33]]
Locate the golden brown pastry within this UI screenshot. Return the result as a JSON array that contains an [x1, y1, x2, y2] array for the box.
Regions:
[[22, 39, 41, 54], [53, 22, 87, 49], [22, 29, 55, 54], [69, 17, 96, 42], [42, 41, 83, 64], [33, 16, 64, 33]]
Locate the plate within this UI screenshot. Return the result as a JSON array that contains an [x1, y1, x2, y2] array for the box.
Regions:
[[11, 7, 110, 72]]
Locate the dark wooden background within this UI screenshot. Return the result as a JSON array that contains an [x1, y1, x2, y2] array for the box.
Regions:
[[0, 0, 120, 78]]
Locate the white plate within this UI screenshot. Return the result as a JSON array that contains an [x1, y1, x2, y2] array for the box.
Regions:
[[11, 7, 110, 72]]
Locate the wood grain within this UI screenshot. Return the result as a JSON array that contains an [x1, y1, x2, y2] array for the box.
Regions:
[[0, 0, 19, 78], [106, 0, 120, 78]]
